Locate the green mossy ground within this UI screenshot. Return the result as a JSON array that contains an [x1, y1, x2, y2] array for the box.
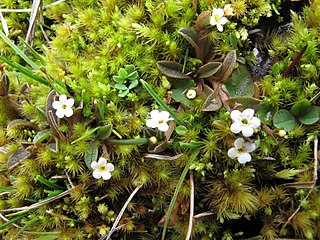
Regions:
[[0, 0, 320, 239]]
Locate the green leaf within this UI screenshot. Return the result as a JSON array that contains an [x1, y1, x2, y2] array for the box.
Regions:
[[0, 56, 49, 86], [127, 71, 138, 80], [71, 126, 101, 144], [171, 78, 195, 106], [19, 37, 46, 65], [179, 141, 203, 149], [32, 129, 51, 143], [290, 99, 311, 117], [140, 79, 183, 125], [273, 110, 295, 131], [272, 63, 280, 75], [118, 89, 129, 97], [113, 75, 124, 83], [178, 27, 198, 50], [0, 31, 39, 69], [274, 169, 300, 179], [223, 64, 254, 97], [0, 215, 25, 230], [175, 125, 188, 135], [195, 62, 222, 79], [161, 151, 200, 240], [229, 32, 238, 48], [125, 64, 135, 73], [84, 142, 98, 168], [115, 84, 128, 90], [107, 138, 148, 145], [128, 79, 139, 89], [299, 106, 319, 125], [118, 68, 128, 78], [96, 124, 113, 139], [35, 175, 65, 190], [157, 61, 191, 79]]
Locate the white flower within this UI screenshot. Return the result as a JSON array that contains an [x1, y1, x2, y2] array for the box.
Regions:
[[278, 129, 286, 137], [91, 157, 115, 180], [228, 138, 256, 164], [230, 108, 261, 137], [186, 89, 197, 99], [223, 4, 234, 16], [210, 8, 228, 32], [146, 110, 174, 132], [52, 94, 74, 118]]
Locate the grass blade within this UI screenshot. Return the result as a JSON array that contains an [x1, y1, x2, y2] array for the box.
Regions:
[[0, 214, 25, 230], [0, 56, 49, 85], [140, 79, 183, 126], [0, 31, 40, 69], [71, 126, 101, 144], [161, 150, 199, 240], [19, 37, 46, 65]]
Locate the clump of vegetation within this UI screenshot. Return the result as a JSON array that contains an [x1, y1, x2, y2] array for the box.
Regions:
[[0, 0, 319, 239]]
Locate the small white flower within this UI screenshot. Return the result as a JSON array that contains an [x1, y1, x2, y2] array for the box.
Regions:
[[186, 89, 197, 99], [210, 8, 228, 32], [52, 94, 74, 118], [91, 157, 115, 180], [223, 4, 234, 16], [228, 138, 256, 164], [146, 110, 174, 132], [230, 108, 261, 137]]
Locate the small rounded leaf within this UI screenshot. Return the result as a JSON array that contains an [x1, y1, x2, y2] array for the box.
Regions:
[[175, 125, 188, 135], [299, 106, 319, 125], [273, 110, 295, 131], [290, 99, 311, 117]]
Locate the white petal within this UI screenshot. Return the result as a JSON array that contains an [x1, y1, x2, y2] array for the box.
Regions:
[[245, 142, 256, 153], [234, 138, 245, 148], [55, 110, 65, 118], [250, 117, 261, 128], [231, 110, 241, 122], [59, 94, 67, 102], [52, 101, 61, 110], [106, 163, 115, 172], [220, 17, 228, 25], [213, 8, 224, 18], [210, 17, 218, 26], [64, 108, 73, 117], [101, 171, 112, 180], [242, 126, 254, 137], [217, 24, 224, 32], [242, 109, 254, 119], [91, 161, 99, 169], [66, 98, 74, 107], [98, 157, 107, 165], [158, 123, 169, 132], [93, 170, 102, 179], [238, 153, 251, 164], [159, 111, 170, 120], [227, 148, 238, 159], [230, 122, 241, 134], [150, 110, 160, 119], [146, 119, 158, 128]]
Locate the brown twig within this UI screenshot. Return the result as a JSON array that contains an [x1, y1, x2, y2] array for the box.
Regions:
[[101, 184, 143, 240], [186, 170, 194, 240], [0, 188, 73, 214]]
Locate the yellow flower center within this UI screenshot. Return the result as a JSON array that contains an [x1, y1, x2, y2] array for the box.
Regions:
[[61, 103, 67, 109], [237, 147, 245, 154], [158, 119, 164, 124], [241, 118, 248, 124], [98, 165, 107, 172]]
